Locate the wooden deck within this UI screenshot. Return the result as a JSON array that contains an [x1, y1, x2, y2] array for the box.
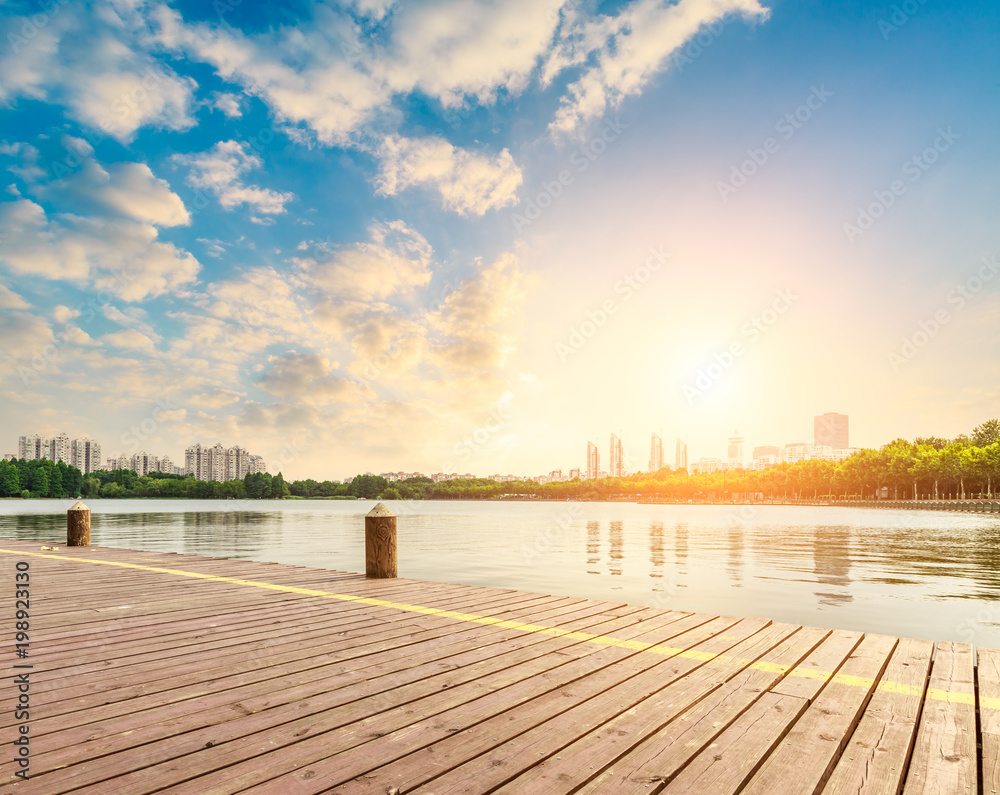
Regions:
[[1, 537, 997, 794]]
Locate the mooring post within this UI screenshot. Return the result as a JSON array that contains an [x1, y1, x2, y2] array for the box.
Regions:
[[365, 502, 397, 578], [67, 501, 91, 547]]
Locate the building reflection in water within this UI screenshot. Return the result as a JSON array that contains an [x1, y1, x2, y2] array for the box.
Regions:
[[674, 523, 688, 566], [728, 526, 743, 588], [586, 520, 600, 575], [649, 521, 664, 580], [813, 526, 853, 605], [608, 520, 624, 576]]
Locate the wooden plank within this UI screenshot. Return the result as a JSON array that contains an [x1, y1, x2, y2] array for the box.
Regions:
[[20, 604, 684, 792], [339, 619, 790, 795], [902, 641, 977, 795], [96, 614, 735, 795], [571, 628, 855, 795], [824, 637, 933, 794], [978, 647, 1000, 794], [662, 692, 809, 793], [29, 599, 647, 763], [740, 633, 898, 795]]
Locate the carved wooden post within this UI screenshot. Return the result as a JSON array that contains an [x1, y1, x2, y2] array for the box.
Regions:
[[67, 501, 91, 547], [365, 502, 397, 578]]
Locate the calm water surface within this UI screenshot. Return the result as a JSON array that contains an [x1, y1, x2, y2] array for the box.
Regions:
[[3, 499, 999, 646]]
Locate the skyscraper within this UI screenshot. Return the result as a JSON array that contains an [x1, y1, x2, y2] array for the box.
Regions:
[[727, 429, 744, 464], [69, 436, 101, 475], [815, 412, 849, 450], [586, 441, 600, 479], [675, 438, 688, 470], [609, 434, 623, 478], [649, 433, 663, 472]]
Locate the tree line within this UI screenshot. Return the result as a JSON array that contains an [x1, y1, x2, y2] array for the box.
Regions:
[[5, 419, 998, 502], [371, 419, 1000, 502]]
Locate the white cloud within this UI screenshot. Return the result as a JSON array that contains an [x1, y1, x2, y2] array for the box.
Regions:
[[428, 253, 529, 371], [374, 135, 522, 216], [0, 7, 196, 141], [300, 220, 434, 302], [191, 389, 245, 408], [0, 198, 200, 300], [256, 352, 371, 406], [173, 140, 294, 216], [52, 304, 80, 323], [101, 328, 158, 352], [549, 0, 769, 135], [211, 91, 244, 118], [0, 283, 29, 310]]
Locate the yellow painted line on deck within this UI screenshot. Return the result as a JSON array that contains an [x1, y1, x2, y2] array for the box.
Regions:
[[2, 547, 992, 710]]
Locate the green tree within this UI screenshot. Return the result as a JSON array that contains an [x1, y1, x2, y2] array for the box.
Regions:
[[100, 482, 125, 498], [972, 419, 1000, 448], [81, 477, 101, 498], [31, 467, 50, 497], [0, 461, 20, 497]]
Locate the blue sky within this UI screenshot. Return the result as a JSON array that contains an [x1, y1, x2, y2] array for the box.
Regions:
[[1, 0, 998, 479]]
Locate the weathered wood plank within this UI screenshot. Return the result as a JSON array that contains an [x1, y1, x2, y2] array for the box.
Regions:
[[572, 627, 855, 795], [344, 620, 791, 795], [823, 637, 933, 795], [115, 614, 737, 795], [740, 633, 898, 795], [902, 641, 977, 795], [978, 647, 1000, 795], [662, 692, 809, 793]]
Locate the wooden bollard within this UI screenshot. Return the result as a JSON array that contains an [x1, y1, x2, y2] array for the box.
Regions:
[[67, 501, 91, 547], [365, 502, 397, 578]]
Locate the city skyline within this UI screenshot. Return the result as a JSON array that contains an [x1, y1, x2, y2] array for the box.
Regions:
[[1, 1, 997, 480]]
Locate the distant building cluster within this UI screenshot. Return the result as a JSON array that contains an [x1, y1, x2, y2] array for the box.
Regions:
[[184, 443, 266, 482], [11, 432, 270, 481], [104, 453, 181, 477], [17, 433, 101, 474]]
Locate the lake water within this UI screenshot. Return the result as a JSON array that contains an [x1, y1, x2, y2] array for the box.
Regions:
[[3, 499, 1000, 647]]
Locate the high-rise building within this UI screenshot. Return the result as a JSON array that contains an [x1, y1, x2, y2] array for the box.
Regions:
[[784, 443, 812, 464], [129, 452, 160, 476], [224, 446, 250, 480], [185, 443, 263, 481], [248, 455, 267, 474], [753, 445, 780, 460], [586, 441, 600, 479], [649, 433, 663, 472], [18, 434, 44, 461], [815, 412, 849, 450], [727, 429, 744, 464], [18, 433, 72, 463], [67, 436, 101, 474], [675, 439, 688, 470], [609, 434, 623, 478], [49, 432, 70, 464]]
